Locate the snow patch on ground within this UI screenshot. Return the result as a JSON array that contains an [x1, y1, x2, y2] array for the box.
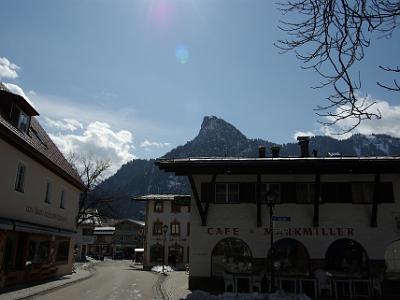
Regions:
[[185, 290, 312, 300], [151, 265, 174, 273]]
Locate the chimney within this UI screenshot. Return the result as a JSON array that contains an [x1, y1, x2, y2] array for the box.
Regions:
[[297, 136, 310, 157], [258, 146, 266, 158], [271, 146, 280, 158]]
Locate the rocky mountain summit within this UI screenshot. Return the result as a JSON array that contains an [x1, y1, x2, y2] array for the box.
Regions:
[[97, 116, 400, 219]]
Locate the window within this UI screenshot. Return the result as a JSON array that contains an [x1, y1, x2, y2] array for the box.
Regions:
[[154, 200, 163, 213], [27, 240, 51, 264], [153, 221, 163, 236], [55, 240, 70, 262], [296, 183, 315, 203], [352, 183, 374, 203], [170, 221, 180, 236], [14, 162, 26, 193], [171, 201, 181, 213], [260, 183, 281, 203], [82, 228, 93, 236], [321, 183, 352, 203], [216, 183, 240, 204], [150, 243, 164, 263], [44, 181, 52, 203], [17, 111, 30, 132], [60, 189, 66, 209]]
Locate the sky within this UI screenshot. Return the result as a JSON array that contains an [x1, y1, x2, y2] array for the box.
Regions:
[[1, 0, 399, 175]]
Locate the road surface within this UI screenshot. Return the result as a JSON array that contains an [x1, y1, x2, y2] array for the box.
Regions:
[[30, 260, 162, 300]]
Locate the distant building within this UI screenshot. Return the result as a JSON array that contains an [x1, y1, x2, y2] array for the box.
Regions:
[[0, 83, 86, 287], [75, 210, 101, 261], [157, 141, 400, 298], [111, 219, 144, 259], [134, 194, 190, 270]]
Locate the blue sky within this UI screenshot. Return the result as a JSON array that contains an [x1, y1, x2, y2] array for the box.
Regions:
[[1, 0, 399, 174]]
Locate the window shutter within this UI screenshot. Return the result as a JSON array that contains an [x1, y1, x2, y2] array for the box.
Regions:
[[201, 182, 215, 203], [281, 183, 296, 203], [379, 182, 394, 203], [240, 183, 256, 203]]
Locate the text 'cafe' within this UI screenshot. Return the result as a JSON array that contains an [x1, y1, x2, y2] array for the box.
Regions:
[[157, 140, 400, 298]]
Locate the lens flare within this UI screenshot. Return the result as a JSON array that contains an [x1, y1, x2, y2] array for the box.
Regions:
[[148, 0, 176, 29], [176, 44, 189, 64]]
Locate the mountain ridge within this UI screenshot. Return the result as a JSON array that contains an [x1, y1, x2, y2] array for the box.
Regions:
[[97, 116, 400, 219]]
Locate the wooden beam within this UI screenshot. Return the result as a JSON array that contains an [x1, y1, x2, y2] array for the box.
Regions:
[[256, 174, 262, 227], [371, 174, 380, 228], [203, 174, 216, 221], [188, 175, 207, 226], [313, 173, 320, 227]]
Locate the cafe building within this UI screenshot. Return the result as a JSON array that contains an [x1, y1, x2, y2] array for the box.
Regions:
[[156, 139, 400, 298], [134, 194, 191, 270], [0, 83, 85, 287]]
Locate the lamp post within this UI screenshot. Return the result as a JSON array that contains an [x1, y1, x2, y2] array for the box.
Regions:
[[162, 224, 168, 274], [266, 190, 277, 292]]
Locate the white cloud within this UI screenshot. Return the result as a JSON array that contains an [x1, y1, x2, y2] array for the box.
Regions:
[[321, 97, 400, 138], [0, 57, 19, 79], [293, 131, 315, 141], [44, 117, 83, 132], [49, 121, 136, 176], [140, 139, 170, 148]]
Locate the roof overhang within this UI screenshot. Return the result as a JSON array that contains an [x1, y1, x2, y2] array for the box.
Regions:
[[156, 157, 400, 175]]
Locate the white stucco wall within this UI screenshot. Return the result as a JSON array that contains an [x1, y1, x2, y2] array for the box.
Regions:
[[189, 173, 400, 277], [0, 139, 81, 232], [145, 199, 191, 267]]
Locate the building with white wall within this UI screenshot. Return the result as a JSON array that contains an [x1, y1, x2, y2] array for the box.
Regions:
[[0, 83, 85, 287], [157, 142, 400, 297], [134, 194, 191, 270]]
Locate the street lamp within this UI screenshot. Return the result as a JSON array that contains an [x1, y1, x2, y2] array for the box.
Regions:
[[266, 190, 277, 292], [162, 224, 168, 274]]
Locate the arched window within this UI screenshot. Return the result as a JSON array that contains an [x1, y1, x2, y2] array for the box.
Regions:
[[385, 240, 400, 273], [150, 243, 164, 263], [152, 220, 163, 236], [211, 238, 252, 276], [168, 243, 184, 264], [325, 239, 369, 276], [267, 238, 310, 275]]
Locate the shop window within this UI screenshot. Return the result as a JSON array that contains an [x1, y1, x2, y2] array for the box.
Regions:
[[154, 200, 163, 213], [153, 221, 163, 236], [44, 181, 52, 204], [211, 238, 252, 276], [168, 243, 184, 264], [4, 235, 16, 270], [56, 240, 70, 263], [60, 189, 66, 209], [325, 239, 369, 276], [171, 201, 181, 213], [216, 183, 240, 204], [170, 221, 180, 236], [150, 243, 164, 263], [14, 162, 26, 193], [27, 240, 51, 264], [267, 238, 310, 275]]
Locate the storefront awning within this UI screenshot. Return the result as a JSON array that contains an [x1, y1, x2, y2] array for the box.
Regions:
[[0, 218, 13, 231]]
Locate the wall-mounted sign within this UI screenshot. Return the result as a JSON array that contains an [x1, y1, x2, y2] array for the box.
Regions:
[[174, 198, 190, 206], [25, 206, 67, 223]]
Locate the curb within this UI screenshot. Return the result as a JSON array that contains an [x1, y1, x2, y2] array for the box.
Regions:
[[0, 266, 96, 300]]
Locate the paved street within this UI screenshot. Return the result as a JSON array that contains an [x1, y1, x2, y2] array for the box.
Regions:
[[29, 260, 161, 300]]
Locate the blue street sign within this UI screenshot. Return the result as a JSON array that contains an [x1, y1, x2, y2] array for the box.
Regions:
[[272, 216, 291, 222]]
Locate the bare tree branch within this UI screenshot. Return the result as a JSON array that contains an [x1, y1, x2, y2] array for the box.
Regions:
[[276, 0, 399, 133]]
